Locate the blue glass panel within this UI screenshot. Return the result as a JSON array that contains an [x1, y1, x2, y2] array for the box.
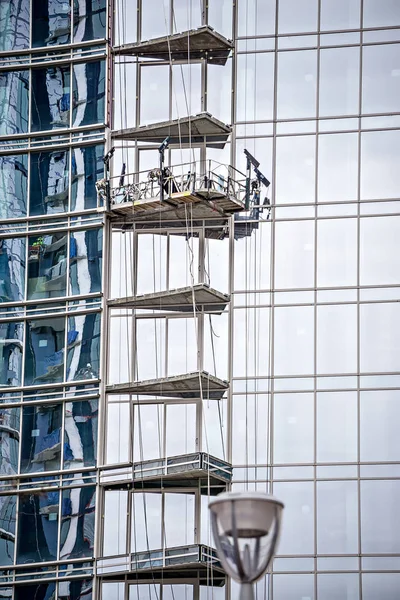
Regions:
[[0, 154, 28, 220], [0, 0, 30, 51], [67, 313, 100, 382], [72, 61, 105, 127], [0, 238, 25, 303], [30, 150, 69, 216], [58, 578, 93, 599], [0, 322, 23, 387], [32, 0, 71, 47], [69, 229, 102, 295], [17, 492, 59, 563], [31, 65, 71, 132], [21, 404, 62, 473], [73, 0, 106, 42], [71, 144, 104, 211], [24, 317, 65, 386], [0, 495, 16, 566], [15, 582, 56, 600], [27, 234, 68, 299], [59, 483, 96, 559], [0, 71, 29, 135], [0, 407, 20, 476], [64, 400, 98, 468]]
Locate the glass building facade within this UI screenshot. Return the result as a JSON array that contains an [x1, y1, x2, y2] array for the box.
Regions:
[[0, 0, 400, 599]]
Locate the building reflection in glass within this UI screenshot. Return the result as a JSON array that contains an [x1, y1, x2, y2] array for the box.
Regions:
[[71, 144, 104, 211], [0, 71, 29, 135], [0, 495, 16, 566], [30, 150, 69, 216], [31, 65, 70, 131], [0, 154, 28, 220], [32, 0, 71, 47], [0, 407, 20, 476], [20, 404, 63, 474], [69, 229, 103, 296], [0, 0, 30, 51], [0, 322, 23, 387], [64, 400, 98, 468], [25, 317, 65, 385], [27, 233, 68, 299], [0, 238, 26, 303]]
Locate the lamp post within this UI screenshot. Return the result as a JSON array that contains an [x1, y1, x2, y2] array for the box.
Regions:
[[209, 492, 284, 600]]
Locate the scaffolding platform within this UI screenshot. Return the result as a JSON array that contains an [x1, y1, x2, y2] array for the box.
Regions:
[[108, 283, 230, 314], [100, 452, 232, 491], [112, 113, 231, 148], [98, 544, 225, 585], [113, 26, 233, 66], [106, 371, 229, 400]]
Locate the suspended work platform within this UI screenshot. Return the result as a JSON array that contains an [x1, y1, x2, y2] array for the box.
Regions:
[[112, 113, 231, 148], [98, 544, 225, 585], [113, 25, 233, 66], [106, 371, 229, 400], [108, 283, 230, 314], [100, 452, 232, 491]]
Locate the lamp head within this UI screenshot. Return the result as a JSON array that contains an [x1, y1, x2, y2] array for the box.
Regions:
[[209, 491, 284, 584]]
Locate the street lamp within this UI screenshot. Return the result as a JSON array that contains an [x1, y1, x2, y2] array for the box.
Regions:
[[209, 492, 284, 600]]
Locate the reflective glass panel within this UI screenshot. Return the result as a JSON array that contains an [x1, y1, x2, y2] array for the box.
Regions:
[[64, 399, 98, 468], [273, 393, 314, 464], [0, 71, 29, 135], [275, 221, 314, 289], [32, 0, 71, 47], [140, 65, 169, 125], [15, 583, 56, 599], [0, 322, 23, 387], [317, 481, 358, 554], [317, 305, 357, 374], [27, 233, 68, 299], [317, 574, 359, 600], [59, 482, 96, 559], [0, 154, 28, 220], [67, 313, 101, 382], [236, 53, 274, 122], [363, 573, 400, 600], [317, 392, 358, 463], [141, 0, 170, 39], [129, 583, 160, 600], [106, 402, 130, 464], [71, 144, 104, 211], [362, 44, 400, 115], [59, 579, 93, 599], [232, 395, 269, 464], [237, 0, 275, 36], [360, 303, 400, 373], [0, 496, 15, 567], [361, 391, 400, 462], [173, 0, 201, 32], [25, 317, 65, 385], [0, 407, 20, 476], [20, 403, 62, 473], [318, 133, 358, 203], [317, 218, 357, 287], [131, 493, 162, 552], [0, 0, 29, 50], [30, 150, 69, 216], [69, 228, 102, 295], [319, 47, 360, 117], [73, 0, 106, 42], [278, 0, 318, 33], [320, 0, 360, 30], [273, 482, 314, 554], [274, 306, 314, 376], [233, 308, 270, 377], [208, 0, 233, 38], [273, 574, 314, 600], [361, 130, 400, 200], [133, 404, 164, 461], [165, 403, 196, 457], [275, 135, 315, 205], [207, 61, 232, 123], [361, 480, 400, 553], [0, 238, 25, 303], [360, 216, 400, 286], [363, 0, 400, 27], [164, 493, 195, 547], [31, 65, 71, 131], [103, 490, 127, 556], [17, 491, 59, 563], [277, 50, 317, 119], [72, 60, 105, 127]]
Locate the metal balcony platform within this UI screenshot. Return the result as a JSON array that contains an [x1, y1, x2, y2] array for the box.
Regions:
[[112, 113, 231, 148], [106, 371, 229, 400], [98, 544, 225, 585], [108, 283, 230, 314], [113, 25, 233, 66], [100, 452, 232, 491]]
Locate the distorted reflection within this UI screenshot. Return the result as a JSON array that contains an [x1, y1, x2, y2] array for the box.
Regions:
[[73, 0, 106, 43], [69, 229, 102, 295], [20, 404, 62, 474], [0, 0, 30, 51], [30, 150, 69, 216], [0, 495, 16, 566], [0, 238, 25, 303], [0, 322, 23, 387], [0, 154, 28, 219], [14, 582, 56, 600], [17, 491, 59, 563], [72, 61, 105, 128], [64, 400, 98, 468], [0, 71, 29, 135], [59, 578, 93, 600], [0, 408, 19, 476], [71, 144, 104, 211], [60, 478, 96, 559], [24, 317, 65, 385], [31, 65, 70, 131], [32, 0, 71, 47], [27, 233, 67, 299], [67, 313, 100, 382]]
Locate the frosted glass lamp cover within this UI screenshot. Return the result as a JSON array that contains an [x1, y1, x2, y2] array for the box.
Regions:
[[209, 492, 284, 584]]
